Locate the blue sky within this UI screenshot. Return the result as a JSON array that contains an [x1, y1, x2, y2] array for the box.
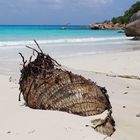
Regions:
[[0, 0, 139, 25]]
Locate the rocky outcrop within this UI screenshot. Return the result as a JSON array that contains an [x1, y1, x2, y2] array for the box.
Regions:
[[89, 23, 124, 30], [125, 10, 140, 37], [130, 10, 140, 22]]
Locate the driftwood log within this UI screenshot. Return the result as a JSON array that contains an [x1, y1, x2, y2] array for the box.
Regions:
[[19, 40, 115, 137]]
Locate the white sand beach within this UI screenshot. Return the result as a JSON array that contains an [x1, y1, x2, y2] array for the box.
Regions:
[[0, 49, 140, 140]]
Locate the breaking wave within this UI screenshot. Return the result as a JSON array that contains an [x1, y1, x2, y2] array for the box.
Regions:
[[0, 36, 128, 49]]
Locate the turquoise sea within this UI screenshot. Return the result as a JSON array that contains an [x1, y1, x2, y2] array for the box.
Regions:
[[0, 25, 138, 76]]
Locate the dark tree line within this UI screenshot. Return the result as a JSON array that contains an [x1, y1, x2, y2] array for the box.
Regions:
[[112, 1, 140, 24]]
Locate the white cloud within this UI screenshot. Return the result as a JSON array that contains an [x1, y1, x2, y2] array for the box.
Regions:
[[38, 0, 62, 4], [30, 0, 63, 9], [78, 0, 113, 7], [0, 0, 112, 10], [35, 0, 112, 8]]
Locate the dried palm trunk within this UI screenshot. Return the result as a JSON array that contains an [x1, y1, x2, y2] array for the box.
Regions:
[[19, 41, 115, 137]]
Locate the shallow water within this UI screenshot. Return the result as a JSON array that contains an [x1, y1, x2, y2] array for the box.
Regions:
[[0, 25, 139, 77]]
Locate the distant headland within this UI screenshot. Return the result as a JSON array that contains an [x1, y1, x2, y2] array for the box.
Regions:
[[89, 1, 140, 31]]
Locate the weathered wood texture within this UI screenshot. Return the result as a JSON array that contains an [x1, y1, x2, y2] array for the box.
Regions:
[[19, 41, 115, 136]]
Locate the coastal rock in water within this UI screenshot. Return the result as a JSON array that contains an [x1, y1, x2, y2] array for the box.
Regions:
[[125, 10, 140, 37], [89, 24, 101, 30], [89, 23, 124, 30], [19, 41, 115, 137]]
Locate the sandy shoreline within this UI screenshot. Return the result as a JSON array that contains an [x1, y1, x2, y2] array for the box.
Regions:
[[0, 49, 140, 140], [58, 50, 140, 76]]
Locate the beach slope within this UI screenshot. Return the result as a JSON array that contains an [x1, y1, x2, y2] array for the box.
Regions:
[[0, 50, 140, 140]]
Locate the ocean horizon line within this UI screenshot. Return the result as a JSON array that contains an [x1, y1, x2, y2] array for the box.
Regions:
[[0, 24, 89, 26]]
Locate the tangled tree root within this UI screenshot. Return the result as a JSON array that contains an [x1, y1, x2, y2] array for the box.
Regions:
[[19, 40, 115, 136]]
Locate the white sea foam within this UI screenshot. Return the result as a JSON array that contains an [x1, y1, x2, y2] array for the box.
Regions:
[[0, 36, 130, 49]]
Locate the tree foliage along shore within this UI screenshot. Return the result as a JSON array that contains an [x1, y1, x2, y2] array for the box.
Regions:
[[112, 1, 140, 24]]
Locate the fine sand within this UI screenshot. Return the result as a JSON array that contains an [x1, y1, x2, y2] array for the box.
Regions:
[[0, 50, 140, 140]]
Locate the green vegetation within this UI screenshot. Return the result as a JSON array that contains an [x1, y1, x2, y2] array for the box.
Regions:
[[112, 1, 140, 24]]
